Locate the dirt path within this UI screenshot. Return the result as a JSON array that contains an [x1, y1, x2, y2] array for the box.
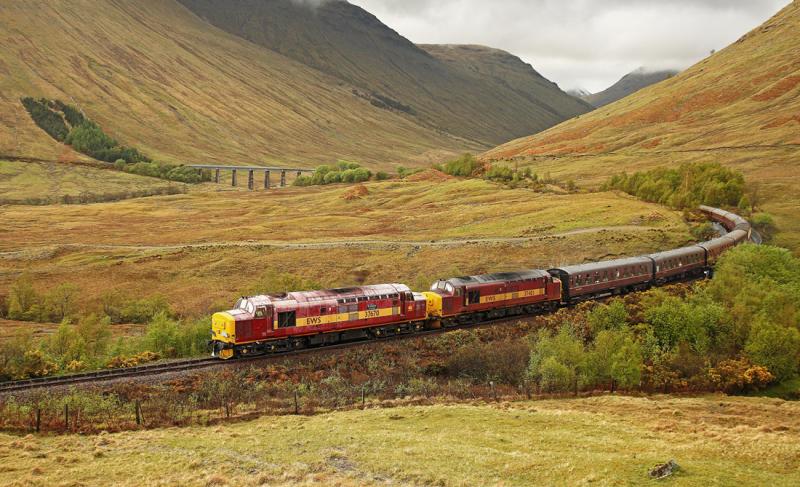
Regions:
[[0, 225, 660, 257]]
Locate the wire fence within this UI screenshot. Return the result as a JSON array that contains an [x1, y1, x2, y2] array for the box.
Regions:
[[0, 379, 580, 435]]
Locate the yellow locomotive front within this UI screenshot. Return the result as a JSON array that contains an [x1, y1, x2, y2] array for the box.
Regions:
[[210, 311, 237, 359]]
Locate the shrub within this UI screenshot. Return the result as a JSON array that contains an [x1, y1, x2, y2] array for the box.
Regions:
[[397, 166, 423, 178], [751, 213, 777, 242], [709, 358, 774, 394], [445, 339, 529, 384], [528, 326, 585, 393], [102, 293, 172, 324], [587, 300, 628, 333], [745, 317, 800, 381], [6, 274, 39, 321], [375, 171, 390, 181], [484, 165, 514, 181], [441, 153, 483, 177], [603, 163, 746, 210]]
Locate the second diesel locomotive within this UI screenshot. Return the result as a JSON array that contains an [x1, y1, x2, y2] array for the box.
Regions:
[[211, 206, 752, 359]]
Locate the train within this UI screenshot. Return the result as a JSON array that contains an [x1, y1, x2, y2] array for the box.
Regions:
[[210, 206, 752, 359]]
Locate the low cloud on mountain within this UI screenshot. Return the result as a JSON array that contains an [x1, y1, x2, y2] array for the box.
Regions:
[[352, 0, 790, 91]]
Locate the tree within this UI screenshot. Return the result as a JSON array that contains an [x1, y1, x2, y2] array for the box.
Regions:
[[587, 300, 628, 333], [528, 326, 586, 393], [7, 274, 39, 320], [44, 283, 79, 321], [584, 329, 643, 391], [745, 317, 800, 381], [610, 336, 643, 389], [47, 320, 86, 367], [76, 314, 112, 362]]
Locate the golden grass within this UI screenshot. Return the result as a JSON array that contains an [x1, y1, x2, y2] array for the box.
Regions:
[[0, 178, 692, 316], [483, 2, 800, 252], [0, 159, 180, 204], [1, 395, 797, 486]]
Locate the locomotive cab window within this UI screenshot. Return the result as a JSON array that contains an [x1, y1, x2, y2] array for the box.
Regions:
[[467, 289, 480, 305], [254, 306, 267, 319], [277, 311, 296, 328]]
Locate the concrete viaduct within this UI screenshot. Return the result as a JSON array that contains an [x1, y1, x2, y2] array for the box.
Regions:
[[188, 165, 314, 190]]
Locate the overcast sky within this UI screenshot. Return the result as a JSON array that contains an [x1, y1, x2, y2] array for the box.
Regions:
[[349, 0, 791, 93]]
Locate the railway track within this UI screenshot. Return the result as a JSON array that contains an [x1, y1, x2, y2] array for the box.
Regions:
[[1, 212, 754, 395], [0, 309, 561, 394]]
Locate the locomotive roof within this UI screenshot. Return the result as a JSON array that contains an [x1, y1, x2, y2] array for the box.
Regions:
[[549, 255, 652, 275], [444, 270, 549, 286], [245, 283, 411, 305]]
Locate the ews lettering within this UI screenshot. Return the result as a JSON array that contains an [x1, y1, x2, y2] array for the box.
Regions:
[[306, 316, 322, 325]]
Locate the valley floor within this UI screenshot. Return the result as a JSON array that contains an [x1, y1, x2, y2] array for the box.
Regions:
[[1, 395, 797, 486]]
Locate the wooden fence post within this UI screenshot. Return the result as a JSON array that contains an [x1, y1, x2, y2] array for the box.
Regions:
[[361, 387, 366, 409], [64, 404, 69, 431], [135, 400, 142, 426], [35, 408, 41, 433], [490, 381, 497, 401], [294, 390, 299, 415]]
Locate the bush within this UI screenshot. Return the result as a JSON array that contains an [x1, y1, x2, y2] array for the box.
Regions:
[[603, 163, 746, 210], [445, 339, 529, 384], [587, 300, 628, 333], [751, 213, 777, 242], [397, 166, 423, 178], [441, 153, 483, 177], [745, 317, 800, 381], [528, 326, 585, 393], [102, 293, 172, 324], [709, 358, 774, 394], [375, 171, 390, 181], [484, 165, 514, 181]]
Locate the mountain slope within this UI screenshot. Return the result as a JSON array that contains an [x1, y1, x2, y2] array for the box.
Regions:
[[0, 0, 478, 168], [176, 0, 591, 147], [483, 2, 800, 250], [584, 68, 678, 107]]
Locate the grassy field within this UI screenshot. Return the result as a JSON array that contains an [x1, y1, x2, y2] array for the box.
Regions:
[[0, 159, 183, 204], [1, 395, 797, 486], [0, 177, 692, 316], [483, 2, 800, 252]]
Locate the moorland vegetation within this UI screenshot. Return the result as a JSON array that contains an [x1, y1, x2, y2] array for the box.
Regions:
[[1, 245, 798, 429]]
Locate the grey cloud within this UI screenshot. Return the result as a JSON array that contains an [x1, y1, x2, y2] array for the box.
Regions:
[[349, 0, 790, 92]]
